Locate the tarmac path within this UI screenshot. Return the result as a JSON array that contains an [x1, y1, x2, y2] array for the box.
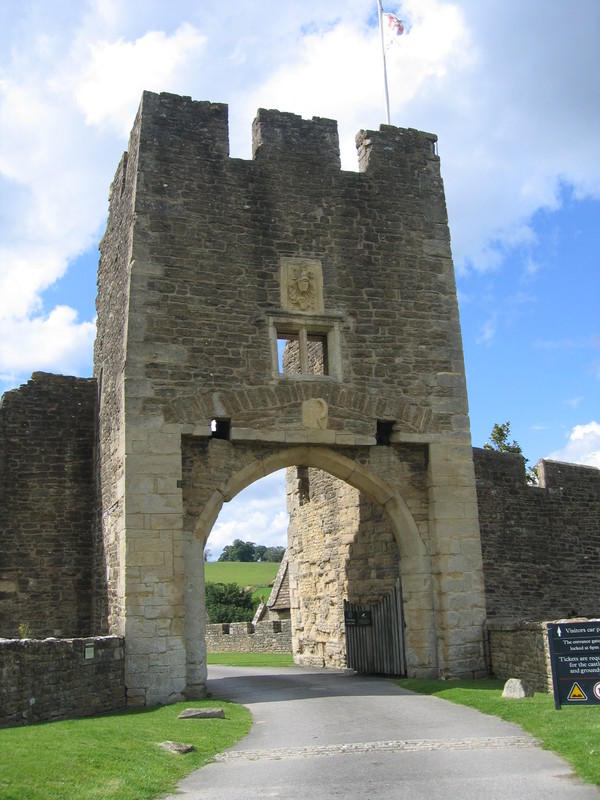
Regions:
[[164, 665, 599, 799]]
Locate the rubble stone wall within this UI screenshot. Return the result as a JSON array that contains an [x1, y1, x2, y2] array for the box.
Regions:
[[285, 449, 427, 668], [0, 636, 125, 728], [487, 621, 552, 693], [205, 620, 291, 654], [0, 373, 96, 639], [474, 449, 600, 621], [93, 131, 141, 636]]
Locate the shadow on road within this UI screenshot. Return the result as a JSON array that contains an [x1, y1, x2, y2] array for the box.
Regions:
[[207, 665, 416, 705]]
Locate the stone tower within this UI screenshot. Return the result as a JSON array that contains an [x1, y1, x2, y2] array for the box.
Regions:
[[94, 90, 486, 706]]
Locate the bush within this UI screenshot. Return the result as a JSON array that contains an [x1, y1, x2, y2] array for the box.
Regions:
[[205, 582, 254, 623]]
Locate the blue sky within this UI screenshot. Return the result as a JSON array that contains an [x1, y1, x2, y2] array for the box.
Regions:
[[1, 0, 598, 556]]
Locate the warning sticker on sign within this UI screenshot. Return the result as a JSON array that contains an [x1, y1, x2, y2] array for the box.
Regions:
[[567, 682, 588, 702]]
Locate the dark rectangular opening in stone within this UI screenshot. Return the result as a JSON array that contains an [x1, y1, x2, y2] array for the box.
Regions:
[[376, 420, 395, 446], [211, 418, 231, 440], [297, 465, 310, 504]]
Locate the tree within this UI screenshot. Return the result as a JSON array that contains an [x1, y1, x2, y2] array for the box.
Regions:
[[205, 582, 254, 623], [484, 421, 538, 484], [262, 546, 285, 563], [218, 539, 257, 562], [216, 539, 286, 563], [253, 545, 267, 562], [484, 421, 522, 454]]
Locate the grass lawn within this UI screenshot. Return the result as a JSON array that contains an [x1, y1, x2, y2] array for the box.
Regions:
[[250, 585, 273, 604], [204, 561, 280, 588], [398, 678, 600, 788], [0, 699, 251, 800], [205, 562, 280, 606], [207, 652, 294, 667]]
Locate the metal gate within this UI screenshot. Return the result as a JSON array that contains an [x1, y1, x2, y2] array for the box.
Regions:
[[344, 579, 406, 676]]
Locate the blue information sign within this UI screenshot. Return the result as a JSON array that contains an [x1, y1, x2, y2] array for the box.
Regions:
[[547, 621, 600, 709]]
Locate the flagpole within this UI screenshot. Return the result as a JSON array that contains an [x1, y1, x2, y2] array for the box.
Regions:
[[377, 0, 391, 124]]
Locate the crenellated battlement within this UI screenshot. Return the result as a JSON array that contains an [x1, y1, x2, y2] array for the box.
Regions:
[[132, 91, 440, 176], [356, 125, 438, 174], [252, 108, 340, 168], [473, 447, 600, 492], [138, 90, 230, 159]]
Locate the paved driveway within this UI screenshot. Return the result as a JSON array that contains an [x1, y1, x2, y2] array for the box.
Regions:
[[165, 665, 599, 799]]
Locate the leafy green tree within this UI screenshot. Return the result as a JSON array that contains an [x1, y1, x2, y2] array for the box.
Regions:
[[484, 421, 522, 454], [262, 546, 286, 562], [484, 421, 538, 484], [253, 545, 267, 562], [218, 539, 257, 562], [205, 582, 254, 623]]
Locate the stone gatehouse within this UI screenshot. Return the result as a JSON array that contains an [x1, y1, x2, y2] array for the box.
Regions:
[[1, 91, 598, 715]]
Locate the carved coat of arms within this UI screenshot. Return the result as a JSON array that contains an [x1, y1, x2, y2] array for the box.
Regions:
[[280, 257, 324, 313]]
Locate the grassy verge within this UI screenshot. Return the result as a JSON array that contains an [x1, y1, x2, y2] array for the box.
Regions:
[[398, 678, 600, 788], [204, 562, 279, 589], [207, 651, 294, 667], [0, 699, 251, 800], [251, 585, 273, 604]]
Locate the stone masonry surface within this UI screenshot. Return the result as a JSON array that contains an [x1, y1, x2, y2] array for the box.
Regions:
[[474, 449, 600, 621], [487, 620, 553, 693], [0, 636, 125, 727], [205, 620, 292, 654], [0, 373, 97, 639], [286, 464, 412, 668]]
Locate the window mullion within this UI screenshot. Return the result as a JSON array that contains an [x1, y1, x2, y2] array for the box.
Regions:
[[299, 327, 309, 374]]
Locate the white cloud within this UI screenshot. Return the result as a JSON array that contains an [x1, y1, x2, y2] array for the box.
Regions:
[[242, 1, 471, 169], [476, 314, 497, 345], [565, 397, 584, 410], [0, 10, 208, 387], [72, 23, 207, 136], [235, 0, 600, 276], [0, 306, 95, 375], [208, 470, 289, 557], [548, 422, 600, 468], [534, 337, 596, 351], [523, 256, 540, 278]]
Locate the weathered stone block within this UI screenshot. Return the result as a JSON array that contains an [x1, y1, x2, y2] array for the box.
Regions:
[[502, 677, 535, 699]]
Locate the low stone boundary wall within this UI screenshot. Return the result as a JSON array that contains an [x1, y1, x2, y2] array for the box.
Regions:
[[488, 620, 553, 693], [206, 619, 292, 654], [0, 636, 126, 727]]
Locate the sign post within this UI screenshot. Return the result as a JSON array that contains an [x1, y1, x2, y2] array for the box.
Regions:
[[547, 621, 600, 709]]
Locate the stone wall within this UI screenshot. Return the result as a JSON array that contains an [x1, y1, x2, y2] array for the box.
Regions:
[[487, 621, 552, 693], [0, 373, 97, 639], [474, 449, 600, 621], [0, 636, 125, 728], [286, 459, 419, 668], [93, 131, 141, 636], [205, 620, 291, 654]]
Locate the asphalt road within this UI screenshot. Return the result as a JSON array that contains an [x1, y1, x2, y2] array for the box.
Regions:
[[164, 665, 599, 799]]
